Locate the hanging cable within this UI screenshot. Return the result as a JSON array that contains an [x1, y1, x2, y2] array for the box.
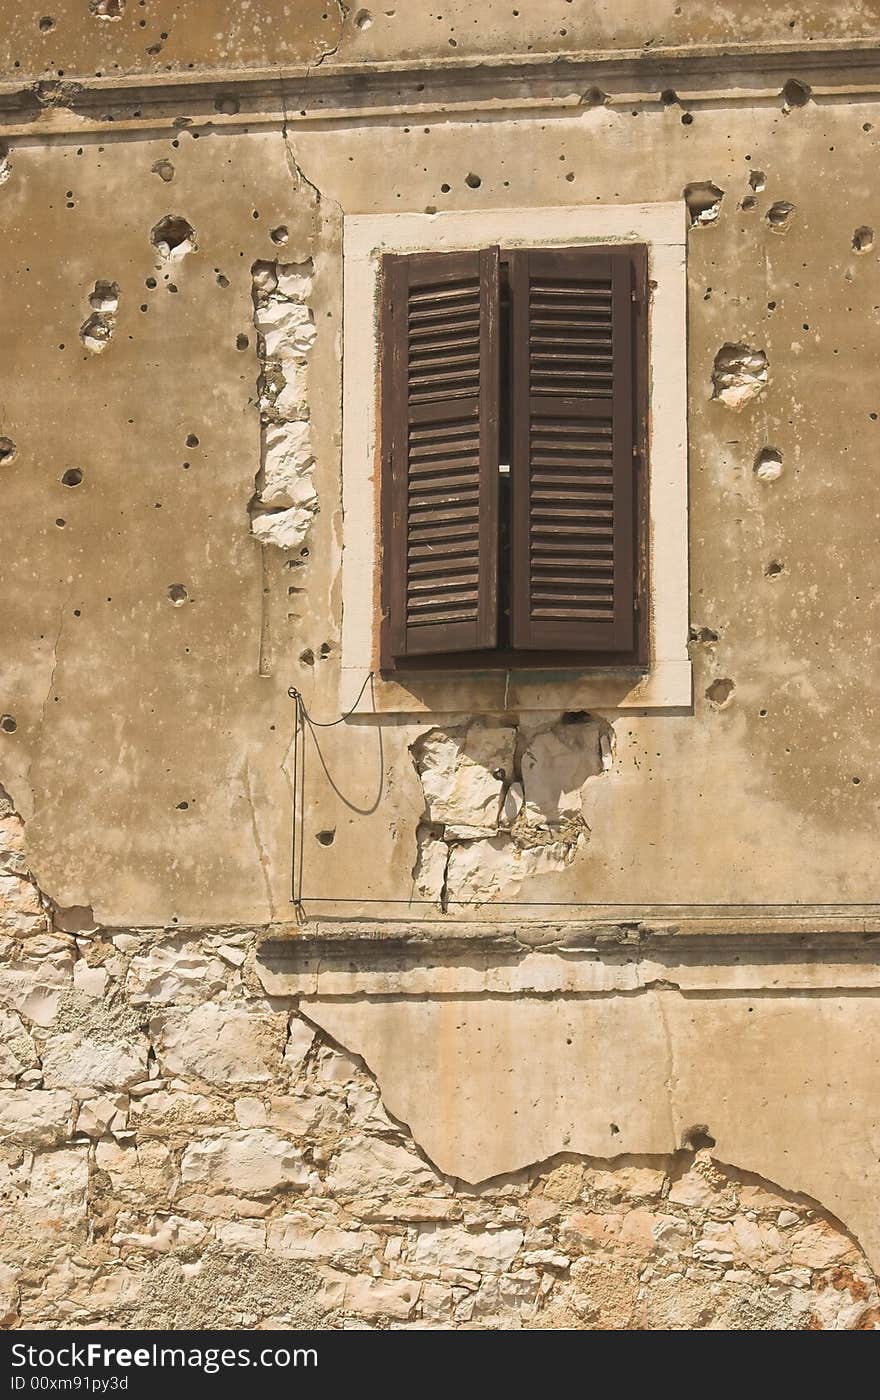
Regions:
[[288, 671, 374, 917]]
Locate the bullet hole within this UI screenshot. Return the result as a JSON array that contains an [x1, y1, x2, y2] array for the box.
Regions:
[[0, 438, 16, 465], [90, 0, 125, 16], [582, 86, 607, 107], [688, 625, 718, 644], [80, 280, 120, 354], [711, 344, 768, 408], [73, 609, 81, 618], [270, 225, 289, 246], [782, 78, 811, 108], [235, 333, 249, 350], [252, 210, 260, 221], [754, 446, 783, 481], [852, 776, 861, 785], [764, 559, 785, 578], [440, 183, 451, 193], [316, 829, 336, 845], [151, 158, 174, 182], [565, 171, 575, 182], [681, 111, 694, 125], [853, 226, 874, 253], [684, 181, 723, 227], [182, 461, 190, 470], [749, 169, 766, 191], [465, 172, 482, 189], [767, 300, 777, 311], [766, 200, 795, 231], [175, 800, 189, 810], [39, 16, 55, 32], [705, 677, 735, 707], [90, 279, 119, 314], [683, 1124, 716, 1151], [354, 8, 373, 28], [144, 277, 157, 290], [167, 584, 188, 605], [609, 1123, 620, 1135], [216, 272, 230, 288], [214, 94, 240, 115], [150, 214, 196, 260], [660, 88, 678, 105], [55, 518, 66, 528], [185, 433, 199, 447], [61, 467, 83, 487], [740, 195, 757, 211], [0, 715, 17, 733], [299, 648, 315, 666], [759, 708, 768, 717], [140, 303, 148, 312], [319, 642, 332, 658]]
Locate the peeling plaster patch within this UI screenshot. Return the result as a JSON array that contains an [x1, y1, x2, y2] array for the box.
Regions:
[[150, 159, 174, 184], [853, 226, 874, 254], [0, 145, 10, 187], [754, 447, 784, 481], [766, 201, 796, 232], [89, 0, 125, 17], [683, 182, 723, 227], [410, 718, 611, 908], [150, 215, 195, 261], [249, 258, 318, 551], [0, 438, 16, 465], [749, 170, 767, 193], [79, 280, 119, 354], [711, 344, 768, 409]]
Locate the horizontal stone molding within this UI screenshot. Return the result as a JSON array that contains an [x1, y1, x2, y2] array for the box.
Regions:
[[257, 927, 880, 999], [4, 39, 880, 135]]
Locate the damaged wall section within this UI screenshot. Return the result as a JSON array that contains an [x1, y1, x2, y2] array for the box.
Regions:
[[410, 716, 613, 909], [249, 258, 319, 551], [1, 829, 878, 1330]]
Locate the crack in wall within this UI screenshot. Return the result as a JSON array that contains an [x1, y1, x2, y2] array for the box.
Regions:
[[242, 758, 276, 923]]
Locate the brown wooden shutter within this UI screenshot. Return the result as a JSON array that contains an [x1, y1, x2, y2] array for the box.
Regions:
[[381, 248, 500, 659], [509, 245, 643, 653]]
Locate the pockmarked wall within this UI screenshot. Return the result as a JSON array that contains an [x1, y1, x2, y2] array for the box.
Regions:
[[2, 1, 880, 1329]]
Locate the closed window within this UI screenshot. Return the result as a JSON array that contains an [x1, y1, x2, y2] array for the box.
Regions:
[[379, 244, 648, 670]]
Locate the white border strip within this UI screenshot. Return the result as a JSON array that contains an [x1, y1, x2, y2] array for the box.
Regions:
[[341, 203, 689, 714]]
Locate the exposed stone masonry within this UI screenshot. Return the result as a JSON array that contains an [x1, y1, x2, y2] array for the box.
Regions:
[[411, 716, 613, 909], [1, 787, 878, 1330], [249, 257, 319, 551]]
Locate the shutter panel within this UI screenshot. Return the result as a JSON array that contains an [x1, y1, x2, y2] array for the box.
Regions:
[[509, 246, 640, 652], [382, 248, 500, 659]]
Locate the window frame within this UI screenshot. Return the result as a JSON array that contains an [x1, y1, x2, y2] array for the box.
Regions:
[[339, 203, 690, 717]]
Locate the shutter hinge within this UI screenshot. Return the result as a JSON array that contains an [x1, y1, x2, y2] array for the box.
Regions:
[[632, 446, 644, 468]]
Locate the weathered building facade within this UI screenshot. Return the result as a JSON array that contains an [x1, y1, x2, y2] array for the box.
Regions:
[[2, 1, 880, 1329]]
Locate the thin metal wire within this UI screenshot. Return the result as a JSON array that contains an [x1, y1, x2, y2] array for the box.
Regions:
[[288, 672, 375, 915]]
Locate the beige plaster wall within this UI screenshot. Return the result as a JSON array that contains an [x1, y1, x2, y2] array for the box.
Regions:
[[3, 1, 880, 84], [2, 76, 879, 923]]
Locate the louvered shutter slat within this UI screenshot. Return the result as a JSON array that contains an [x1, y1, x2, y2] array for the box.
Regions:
[[382, 249, 499, 659], [510, 247, 641, 652]]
